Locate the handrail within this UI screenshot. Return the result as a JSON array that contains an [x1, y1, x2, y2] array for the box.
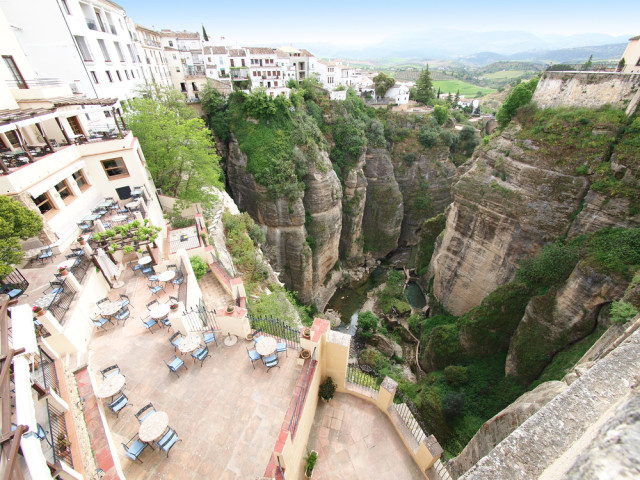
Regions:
[[288, 348, 316, 438]]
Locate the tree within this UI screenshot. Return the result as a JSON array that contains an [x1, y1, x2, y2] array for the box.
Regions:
[[200, 83, 231, 142], [372, 72, 395, 99], [414, 66, 434, 104], [495, 77, 539, 128], [453, 90, 460, 106], [436, 87, 441, 99], [0, 197, 42, 277], [617, 57, 626, 72], [581, 54, 593, 71], [126, 86, 224, 208], [201, 25, 209, 42], [433, 105, 449, 126]]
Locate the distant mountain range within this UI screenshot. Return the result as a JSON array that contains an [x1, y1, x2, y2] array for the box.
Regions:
[[303, 30, 631, 62]]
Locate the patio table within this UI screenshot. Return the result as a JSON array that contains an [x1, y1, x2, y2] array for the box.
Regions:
[[34, 293, 57, 310], [178, 334, 201, 354], [157, 270, 176, 283], [126, 200, 140, 209], [139, 411, 169, 443], [95, 373, 126, 399], [150, 303, 170, 320], [96, 200, 114, 208], [111, 214, 128, 222], [100, 300, 123, 317], [255, 337, 277, 357], [138, 256, 152, 266], [82, 214, 99, 222]]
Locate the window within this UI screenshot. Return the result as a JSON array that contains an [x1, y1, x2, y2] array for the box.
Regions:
[[101, 158, 129, 178], [72, 170, 89, 190], [180, 82, 186, 92], [636, 57, 640, 67], [126, 44, 136, 63], [55, 180, 74, 202], [67, 116, 83, 135], [90, 71, 99, 83], [168, 41, 174, 47], [74, 36, 93, 62], [61, 0, 71, 14], [95, 10, 106, 32], [33, 193, 55, 215], [105, 70, 113, 82], [274, 81, 278, 87], [241, 59, 245, 67], [131, 70, 135, 78], [116, 70, 122, 81], [5, 130, 20, 148], [230, 59, 234, 67], [172, 54, 177, 60], [124, 70, 129, 80], [97, 39, 111, 62], [2, 56, 28, 89], [192, 82, 198, 91], [176, 67, 180, 73], [114, 42, 125, 62]]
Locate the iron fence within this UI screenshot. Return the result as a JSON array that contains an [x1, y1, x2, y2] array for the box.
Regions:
[[394, 389, 431, 445], [288, 348, 317, 439], [0, 268, 28, 299], [182, 303, 219, 333], [45, 400, 73, 468], [46, 278, 77, 325], [346, 365, 381, 391], [33, 347, 59, 393], [247, 314, 300, 349]]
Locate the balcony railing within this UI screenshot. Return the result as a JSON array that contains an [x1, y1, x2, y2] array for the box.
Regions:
[[86, 19, 97, 31], [247, 314, 301, 349], [288, 348, 317, 439], [144, 40, 161, 48], [45, 399, 74, 468]]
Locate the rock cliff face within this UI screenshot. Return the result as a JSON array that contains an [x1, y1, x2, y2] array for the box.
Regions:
[[430, 125, 590, 315], [226, 137, 341, 304], [340, 153, 367, 267]]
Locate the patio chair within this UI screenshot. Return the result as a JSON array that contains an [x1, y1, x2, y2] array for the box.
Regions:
[[276, 342, 287, 357], [109, 201, 120, 212], [114, 306, 130, 325], [148, 273, 159, 284], [107, 393, 130, 416], [171, 274, 184, 288], [203, 328, 217, 347], [191, 345, 210, 367], [165, 355, 187, 377], [166, 296, 179, 305], [38, 247, 54, 264], [121, 434, 151, 463], [169, 331, 184, 352], [165, 264, 177, 272], [44, 280, 65, 295], [102, 221, 112, 229], [118, 206, 128, 215], [155, 427, 182, 457], [252, 329, 265, 344], [146, 300, 159, 311], [263, 354, 280, 373], [91, 316, 113, 331], [159, 315, 171, 331], [246, 347, 261, 369], [134, 402, 156, 424], [141, 315, 159, 333], [148, 284, 165, 297], [129, 260, 143, 274], [120, 294, 133, 310], [77, 222, 93, 233], [96, 297, 108, 306], [100, 364, 120, 379], [142, 266, 154, 276]]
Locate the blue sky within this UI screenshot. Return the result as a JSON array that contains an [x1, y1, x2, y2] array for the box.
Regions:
[[119, 0, 638, 53]]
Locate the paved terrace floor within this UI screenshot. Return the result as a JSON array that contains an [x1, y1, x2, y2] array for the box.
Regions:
[[307, 393, 424, 479], [87, 266, 300, 479]]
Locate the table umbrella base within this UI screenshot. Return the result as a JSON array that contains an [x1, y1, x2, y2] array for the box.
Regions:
[[224, 335, 238, 347]]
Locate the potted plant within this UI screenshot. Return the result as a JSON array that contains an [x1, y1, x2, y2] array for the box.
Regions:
[[302, 327, 311, 339], [57, 433, 71, 455], [58, 266, 69, 276], [226, 304, 235, 314], [319, 377, 336, 403], [77, 236, 85, 245], [304, 450, 318, 479], [33, 306, 45, 317], [170, 301, 179, 311], [299, 349, 311, 360]]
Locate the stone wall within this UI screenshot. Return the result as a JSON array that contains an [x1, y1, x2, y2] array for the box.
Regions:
[[532, 71, 640, 111]]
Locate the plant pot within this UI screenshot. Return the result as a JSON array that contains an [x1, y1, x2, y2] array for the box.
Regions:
[[36, 309, 45, 317], [58, 268, 69, 276], [304, 450, 318, 479], [302, 328, 311, 339], [226, 305, 235, 314], [170, 304, 179, 311], [300, 349, 311, 360], [77, 238, 85, 245]]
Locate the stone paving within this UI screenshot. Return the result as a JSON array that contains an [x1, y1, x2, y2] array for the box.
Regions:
[[307, 393, 425, 480]]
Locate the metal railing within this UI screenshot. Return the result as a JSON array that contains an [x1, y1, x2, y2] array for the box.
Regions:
[[346, 365, 380, 392], [247, 314, 301, 349], [393, 389, 431, 445], [277, 456, 286, 480], [181, 302, 219, 333], [5, 77, 66, 89], [47, 278, 77, 325], [288, 348, 317, 439], [0, 268, 28, 298], [33, 347, 59, 393], [45, 400, 73, 468]]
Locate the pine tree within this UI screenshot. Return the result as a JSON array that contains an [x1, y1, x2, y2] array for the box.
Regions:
[[414, 65, 434, 104], [436, 87, 441, 99], [454, 90, 460, 105], [202, 25, 209, 42]]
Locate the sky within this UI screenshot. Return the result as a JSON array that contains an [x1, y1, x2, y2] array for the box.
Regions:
[[118, 0, 639, 55]]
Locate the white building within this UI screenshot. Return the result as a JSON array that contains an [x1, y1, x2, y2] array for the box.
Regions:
[[276, 46, 315, 82], [246, 47, 284, 89], [385, 84, 410, 104], [132, 23, 172, 88], [160, 30, 207, 102], [1, 0, 144, 103], [620, 35, 640, 73], [204, 46, 231, 81]]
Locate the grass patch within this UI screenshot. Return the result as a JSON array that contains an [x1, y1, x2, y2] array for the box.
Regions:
[[433, 79, 495, 97]]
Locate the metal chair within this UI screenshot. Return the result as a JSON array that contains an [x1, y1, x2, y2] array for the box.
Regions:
[[276, 342, 287, 357], [263, 354, 280, 373], [165, 356, 187, 377], [120, 294, 133, 310], [159, 315, 171, 331], [141, 315, 159, 333], [169, 331, 184, 352], [154, 427, 182, 457], [134, 402, 156, 424], [100, 364, 120, 379], [191, 345, 210, 367], [148, 284, 165, 297], [121, 434, 151, 463], [96, 297, 108, 306], [246, 347, 261, 369], [203, 328, 217, 347], [171, 274, 184, 288], [146, 300, 158, 311], [129, 260, 143, 274], [33, 423, 52, 446], [91, 316, 113, 331], [252, 329, 265, 344], [114, 306, 130, 325], [44, 280, 64, 295], [107, 393, 130, 416], [38, 247, 54, 264]]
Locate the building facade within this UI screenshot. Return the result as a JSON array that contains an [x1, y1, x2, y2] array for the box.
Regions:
[[621, 35, 640, 73]]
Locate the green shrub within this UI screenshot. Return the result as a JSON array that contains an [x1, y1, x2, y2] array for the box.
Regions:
[[358, 311, 379, 339], [319, 377, 337, 402], [496, 77, 539, 128], [419, 128, 439, 147], [444, 366, 470, 387], [516, 242, 579, 293], [442, 392, 465, 419], [575, 165, 589, 175], [189, 255, 208, 280], [610, 301, 638, 324], [248, 224, 265, 245], [433, 105, 450, 126], [439, 129, 459, 148]]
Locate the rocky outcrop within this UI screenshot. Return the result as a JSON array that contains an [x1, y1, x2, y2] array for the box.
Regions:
[[226, 137, 340, 304], [362, 148, 404, 258], [340, 153, 367, 267], [506, 261, 628, 383], [430, 125, 591, 315], [390, 145, 456, 246], [450, 380, 568, 478]]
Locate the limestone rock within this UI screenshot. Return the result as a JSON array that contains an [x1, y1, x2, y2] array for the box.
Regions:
[[450, 380, 567, 477], [370, 333, 400, 357], [340, 153, 367, 267]]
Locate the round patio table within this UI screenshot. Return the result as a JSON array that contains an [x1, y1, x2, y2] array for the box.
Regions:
[[157, 270, 176, 283], [178, 334, 201, 354], [138, 256, 152, 266], [139, 411, 169, 443], [150, 303, 171, 320], [255, 337, 277, 357], [111, 214, 128, 222], [34, 293, 57, 309], [100, 301, 123, 317], [95, 374, 126, 399], [125, 200, 140, 209]]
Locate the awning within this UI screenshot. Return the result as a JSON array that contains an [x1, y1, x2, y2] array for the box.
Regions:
[[26, 159, 86, 198]]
